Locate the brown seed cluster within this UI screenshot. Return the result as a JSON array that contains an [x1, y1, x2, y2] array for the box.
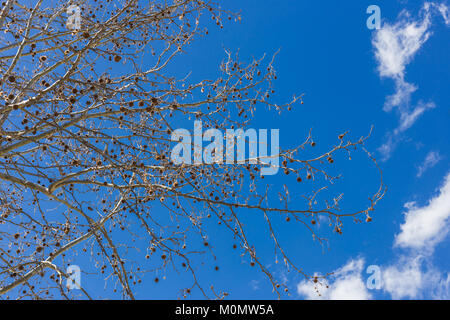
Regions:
[[0, 0, 384, 301]]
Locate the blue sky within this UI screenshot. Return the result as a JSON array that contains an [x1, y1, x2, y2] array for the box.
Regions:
[[167, 0, 450, 300], [58, 0, 450, 299]]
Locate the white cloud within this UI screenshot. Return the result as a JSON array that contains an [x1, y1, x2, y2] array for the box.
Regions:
[[297, 171, 450, 300], [382, 256, 425, 299], [297, 258, 371, 300], [383, 171, 450, 299], [372, 3, 449, 160], [378, 134, 397, 161], [417, 150, 442, 177], [384, 81, 417, 113], [373, 11, 431, 81], [438, 4, 450, 24], [395, 101, 436, 133], [382, 254, 450, 299], [432, 273, 450, 299], [426, 2, 450, 25], [395, 171, 450, 250]]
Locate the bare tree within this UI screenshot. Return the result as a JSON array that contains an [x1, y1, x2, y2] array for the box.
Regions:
[[0, 0, 385, 299]]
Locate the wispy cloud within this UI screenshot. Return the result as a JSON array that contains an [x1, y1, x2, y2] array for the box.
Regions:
[[395, 101, 436, 133], [395, 171, 450, 250], [433, 274, 450, 299], [417, 150, 442, 177], [297, 258, 371, 300], [372, 2, 449, 160], [373, 12, 431, 82], [429, 2, 450, 25]]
